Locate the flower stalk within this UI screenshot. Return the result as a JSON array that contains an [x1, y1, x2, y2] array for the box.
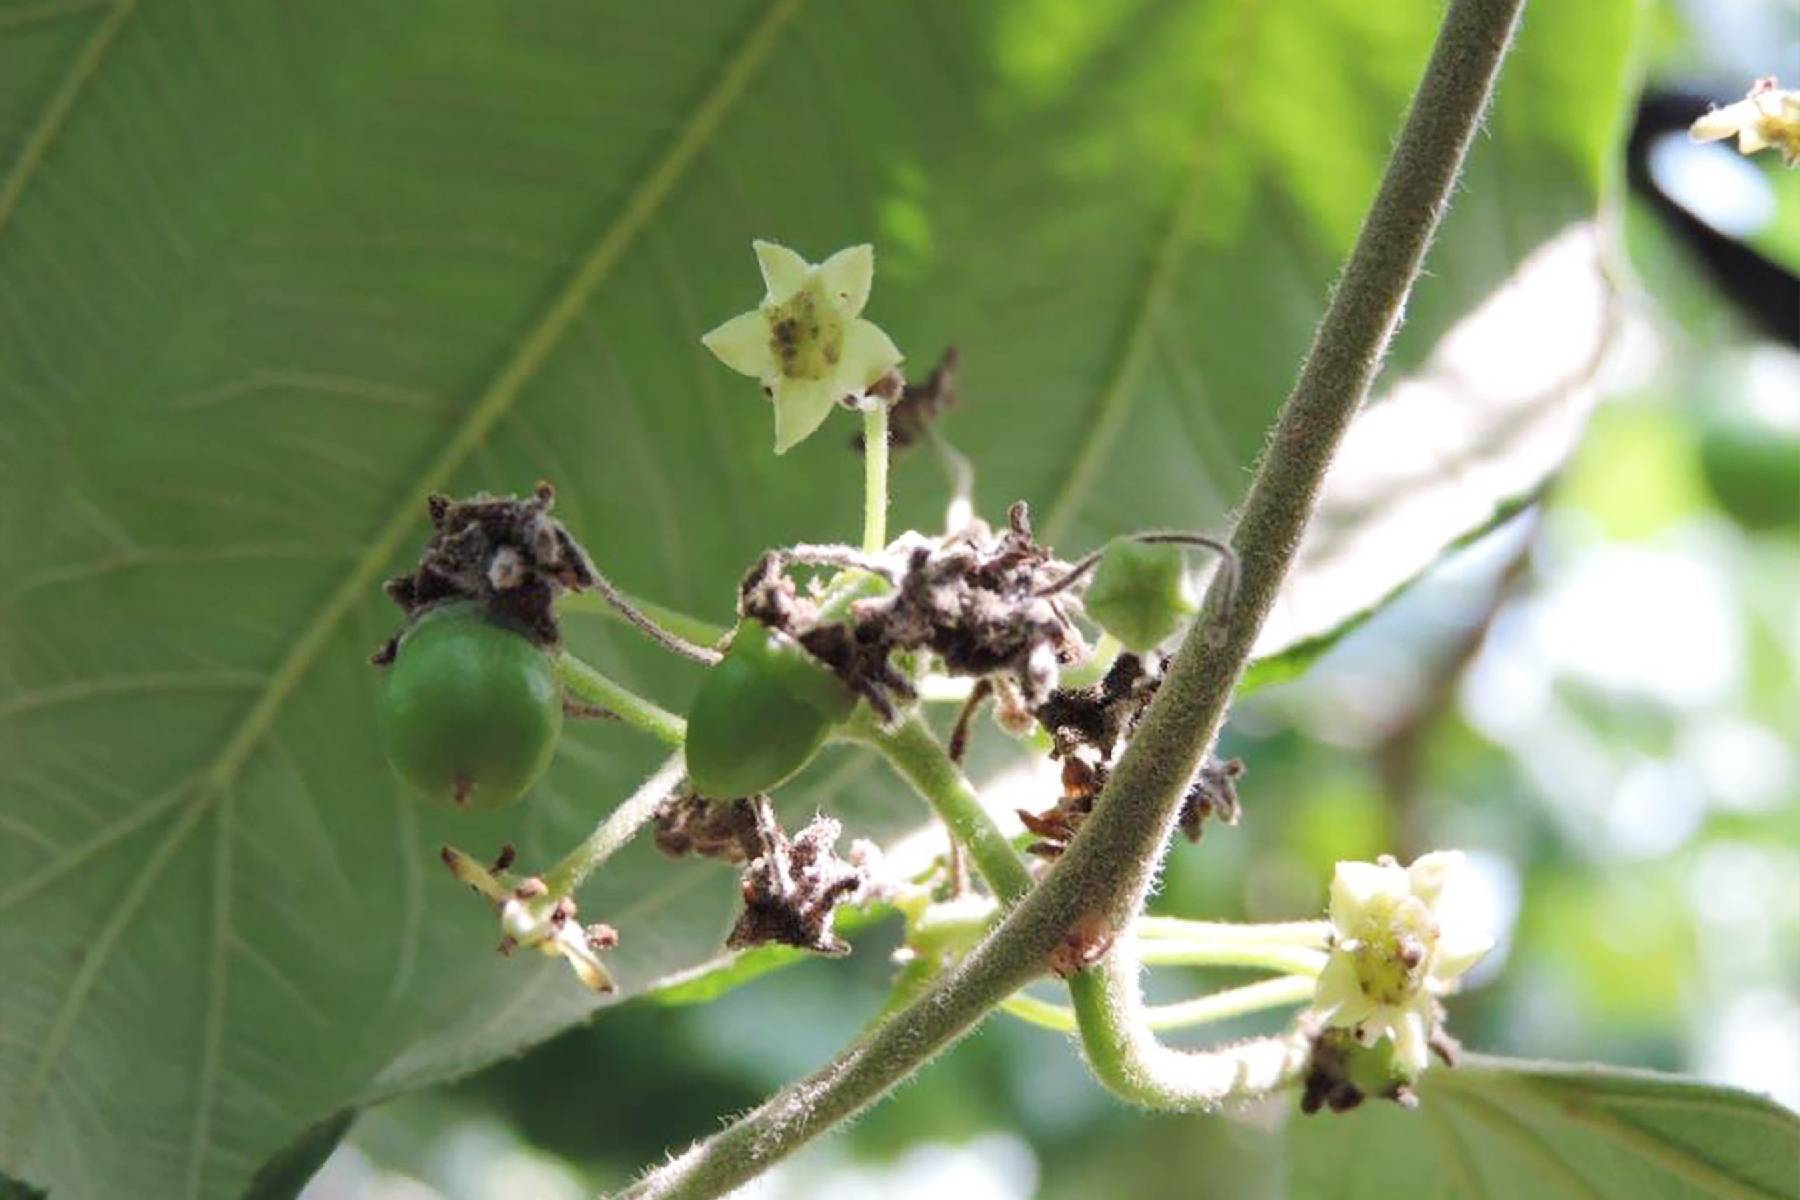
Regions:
[[551, 651, 686, 747]]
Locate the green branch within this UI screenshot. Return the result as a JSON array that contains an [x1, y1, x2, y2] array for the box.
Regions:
[[615, 0, 1525, 1191], [1004, 972, 1315, 1035], [551, 650, 686, 747], [847, 714, 1035, 905], [862, 401, 891, 553], [1067, 938, 1313, 1109], [542, 752, 688, 897]]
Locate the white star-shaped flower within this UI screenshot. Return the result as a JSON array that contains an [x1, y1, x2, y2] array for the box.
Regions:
[[1308, 851, 1492, 1074], [702, 241, 904, 453], [1690, 78, 1800, 167]]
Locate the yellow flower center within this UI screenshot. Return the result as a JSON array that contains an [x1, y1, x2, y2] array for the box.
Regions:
[[1346, 893, 1436, 1005], [766, 281, 846, 382]]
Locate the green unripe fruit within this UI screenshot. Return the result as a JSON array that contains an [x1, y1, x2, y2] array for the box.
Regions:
[[1083, 539, 1197, 652], [685, 621, 856, 798], [378, 603, 563, 808]]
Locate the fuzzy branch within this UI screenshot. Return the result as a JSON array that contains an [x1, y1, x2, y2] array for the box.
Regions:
[[614, 0, 1525, 1193]]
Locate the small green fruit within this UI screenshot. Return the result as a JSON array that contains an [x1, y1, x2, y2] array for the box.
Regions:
[[684, 621, 855, 798], [378, 603, 562, 808], [1083, 539, 1197, 652]]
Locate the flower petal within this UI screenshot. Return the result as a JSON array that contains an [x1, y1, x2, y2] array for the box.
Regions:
[[1431, 928, 1493, 986], [552, 924, 615, 993], [771, 376, 840, 454], [1330, 859, 1404, 930], [1313, 953, 1380, 1030], [818, 243, 875, 316], [1310, 952, 1362, 1016], [839, 318, 903, 391], [1690, 101, 1750, 144], [1737, 127, 1772, 154], [1407, 850, 1466, 907], [1392, 1008, 1431, 1075], [754, 240, 812, 303], [702, 309, 776, 379]]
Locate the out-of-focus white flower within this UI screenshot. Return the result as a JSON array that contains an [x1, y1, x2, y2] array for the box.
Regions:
[[702, 241, 904, 453], [1690, 78, 1800, 167], [1309, 851, 1493, 1074]]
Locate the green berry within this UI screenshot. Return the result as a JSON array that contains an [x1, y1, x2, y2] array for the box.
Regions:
[[378, 603, 562, 808], [684, 621, 856, 798], [1083, 539, 1197, 652]]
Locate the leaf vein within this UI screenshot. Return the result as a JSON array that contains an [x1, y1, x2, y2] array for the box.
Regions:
[[0, 0, 141, 242], [1448, 1087, 1609, 1200], [1, 789, 208, 1168], [1041, 0, 1265, 541]]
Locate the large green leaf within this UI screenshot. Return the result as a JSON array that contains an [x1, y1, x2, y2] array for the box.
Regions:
[[1289, 1055, 1800, 1200], [0, 1, 1632, 1195]]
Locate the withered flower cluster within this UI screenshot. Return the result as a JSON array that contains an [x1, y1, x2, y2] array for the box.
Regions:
[[655, 793, 875, 956], [372, 483, 596, 662], [1022, 652, 1243, 859], [742, 501, 1088, 724]]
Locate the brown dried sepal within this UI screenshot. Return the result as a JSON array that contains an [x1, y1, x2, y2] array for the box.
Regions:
[[1300, 1017, 1460, 1115], [1300, 1029, 1388, 1115], [853, 348, 960, 454], [727, 809, 871, 957], [1178, 756, 1244, 842], [652, 792, 768, 865], [1033, 652, 1162, 760], [742, 501, 1088, 723], [371, 482, 597, 664], [1018, 755, 1106, 859]]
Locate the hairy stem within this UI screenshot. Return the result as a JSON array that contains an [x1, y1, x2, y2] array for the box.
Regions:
[[1136, 917, 1331, 947], [616, 0, 1522, 1191], [584, 569, 723, 665], [551, 651, 686, 747], [848, 714, 1034, 905], [1004, 972, 1316, 1035], [1068, 937, 1314, 1109], [561, 589, 729, 646], [862, 401, 890, 553], [542, 752, 688, 896], [1137, 941, 1326, 976]]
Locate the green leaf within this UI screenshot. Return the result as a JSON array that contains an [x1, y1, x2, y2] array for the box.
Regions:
[[1289, 1055, 1800, 1200], [0, 1, 1634, 1195], [242, 1110, 356, 1200]]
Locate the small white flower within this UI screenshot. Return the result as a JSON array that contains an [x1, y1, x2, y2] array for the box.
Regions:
[[1690, 78, 1800, 167], [702, 241, 904, 453], [443, 847, 618, 993], [1309, 851, 1492, 1074], [500, 893, 617, 993]]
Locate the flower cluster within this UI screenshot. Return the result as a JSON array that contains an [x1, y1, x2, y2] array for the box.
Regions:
[[1308, 851, 1492, 1075], [702, 241, 904, 453], [441, 846, 618, 993], [1690, 77, 1800, 167]]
